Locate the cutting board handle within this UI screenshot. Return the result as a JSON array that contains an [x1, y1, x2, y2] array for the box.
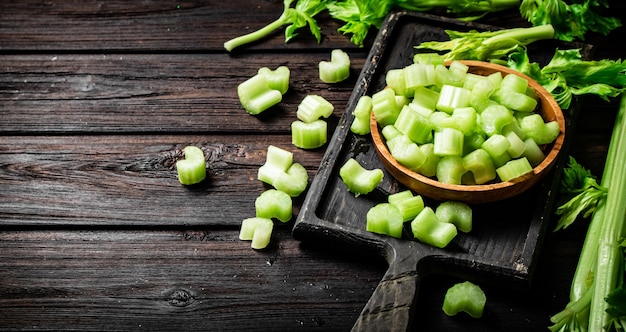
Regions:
[[351, 243, 426, 332]]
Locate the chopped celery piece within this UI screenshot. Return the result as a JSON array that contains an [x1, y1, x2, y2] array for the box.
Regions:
[[519, 114, 560, 145], [482, 134, 512, 167], [372, 88, 401, 127], [291, 119, 327, 149], [463, 132, 486, 156], [350, 95, 373, 135], [386, 68, 408, 97], [319, 49, 350, 83], [296, 95, 334, 123], [404, 63, 436, 95], [257, 66, 290, 94], [462, 148, 496, 185], [438, 107, 477, 135], [413, 53, 445, 65], [433, 127, 464, 157], [523, 138, 546, 167], [492, 88, 538, 112], [411, 207, 458, 248], [496, 157, 533, 182], [480, 104, 514, 136], [504, 130, 526, 158], [255, 189, 292, 223], [436, 156, 466, 185], [448, 60, 469, 80], [273, 162, 309, 197], [417, 143, 439, 178], [339, 158, 383, 196], [238, 66, 289, 115], [387, 135, 427, 171], [436, 85, 471, 114], [381, 125, 402, 141], [388, 190, 425, 222], [258, 145, 293, 185], [436, 201, 473, 233], [442, 281, 486, 318], [239, 217, 274, 250], [429, 111, 451, 129], [394, 105, 434, 144], [176, 146, 207, 185], [366, 203, 403, 238], [500, 72, 528, 93], [412, 86, 440, 110]]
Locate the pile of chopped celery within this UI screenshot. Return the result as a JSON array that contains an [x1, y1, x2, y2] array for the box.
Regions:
[[355, 54, 559, 186]]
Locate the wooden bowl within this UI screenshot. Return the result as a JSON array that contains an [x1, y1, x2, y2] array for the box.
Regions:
[[370, 60, 565, 204]]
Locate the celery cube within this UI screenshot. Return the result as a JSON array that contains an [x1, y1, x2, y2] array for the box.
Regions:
[[411, 207, 457, 248], [519, 114, 560, 145], [273, 162, 309, 197], [239, 217, 274, 250], [388, 135, 427, 171], [386, 69, 408, 97], [500, 73, 528, 94], [339, 158, 383, 196], [442, 281, 486, 318], [257, 66, 290, 95], [296, 95, 334, 123], [176, 146, 207, 185], [404, 63, 436, 95], [462, 148, 496, 185], [436, 156, 466, 185], [381, 125, 402, 141], [412, 86, 440, 110], [504, 130, 526, 158], [496, 157, 533, 182], [388, 191, 425, 222], [492, 89, 538, 113], [436, 201, 473, 233], [394, 105, 434, 144], [523, 138, 546, 166], [291, 119, 327, 149], [436, 85, 471, 114], [366, 203, 404, 238], [255, 189, 292, 223], [434, 127, 464, 157], [417, 143, 439, 178], [480, 104, 514, 136], [350, 95, 373, 135], [372, 88, 401, 126], [482, 134, 512, 167], [319, 49, 350, 83]]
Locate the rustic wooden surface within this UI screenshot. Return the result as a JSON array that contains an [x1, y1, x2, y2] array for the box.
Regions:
[[0, 1, 624, 331]]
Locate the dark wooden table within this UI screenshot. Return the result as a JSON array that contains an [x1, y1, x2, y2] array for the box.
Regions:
[[1, 1, 624, 331]]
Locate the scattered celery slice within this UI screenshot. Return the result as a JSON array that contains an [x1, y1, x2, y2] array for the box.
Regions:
[[296, 95, 334, 123], [273, 162, 309, 197], [436, 201, 473, 233], [291, 119, 327, 149], [442, 281, 486, 318], [319, 49, 350, 83], [496, 157, 533, 182], [350, 95, 373, 135], [238, 66, 290, 115], [239, 217, 274, 250], [339, 158, 383, 196], [366, 203, 403, 238], [176, 146, 207, 185], [411, 207, 457, 248], [258, 145, 308, 197], [255, 189, 292, 223], [388, 190, 425, 222]]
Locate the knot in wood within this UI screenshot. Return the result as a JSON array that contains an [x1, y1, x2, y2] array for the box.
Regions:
[[167, 289, 194, 307]]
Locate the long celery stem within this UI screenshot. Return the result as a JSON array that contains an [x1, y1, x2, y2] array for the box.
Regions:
[[588, 95, 626, 331], [224, 14, 288, 52]]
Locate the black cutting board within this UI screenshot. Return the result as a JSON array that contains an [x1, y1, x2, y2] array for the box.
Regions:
[[293, 10, 592, 332]]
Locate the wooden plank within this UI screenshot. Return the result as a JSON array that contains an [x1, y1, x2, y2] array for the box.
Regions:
[[0, 0, 355, 52], [0, 135, 324, 227], [0, 53, 366, 134], [0, 228, 385, 331]]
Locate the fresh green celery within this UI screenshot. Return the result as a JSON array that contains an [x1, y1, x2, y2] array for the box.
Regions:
[[429, 111, 451, 129], [439, 107, 477, 135], [417, 143, 440, 178], [296, 95, 334, 123], [366, 203, 404, 238], [273, 162, 309, 197], [411, 207, 458, 248], [387, 135, 427, 171], [319, 49, 350, 83], [436, 156, 466, 185], [381, 125, 402, 141], [372, 88, 402, 126], [239, 217, 274, 250], [504, 130, 526, 158], [350, 95, 373, 135], [404, 63, 436, 95], [238, 74, 284, 115], [436, 201, 473, 233], [388, 190, 425, 222], [386, 69, 408, 97], [482, 134, 512, 167], [496, 157, 533, 181], [462, 148, 497, 184], [480, 104, 514, 136], [394, 105, 434, 144], [448, 60, 469, 82], [291, 119, 327, 149], [463, 132, 486, 156], [412, 86, 440, 110], [258, 145, 293, 185], [176, 146, 207, 185], [339, 158, 383, 196], [492, 88, 538, 112], [442, 281, 486, 318], [257, 66, 290, 94], [500, 72, 528, 93], [519, 114, 560, 145], [522, 138, 545, 166], [255, 189, 292, 223], [436, 85, 471, 114], [434, 127, 464, 157], [413, 53, 445, 66]]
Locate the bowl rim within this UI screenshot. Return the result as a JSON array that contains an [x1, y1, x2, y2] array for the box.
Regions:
[[369, 60, 565, 201]]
